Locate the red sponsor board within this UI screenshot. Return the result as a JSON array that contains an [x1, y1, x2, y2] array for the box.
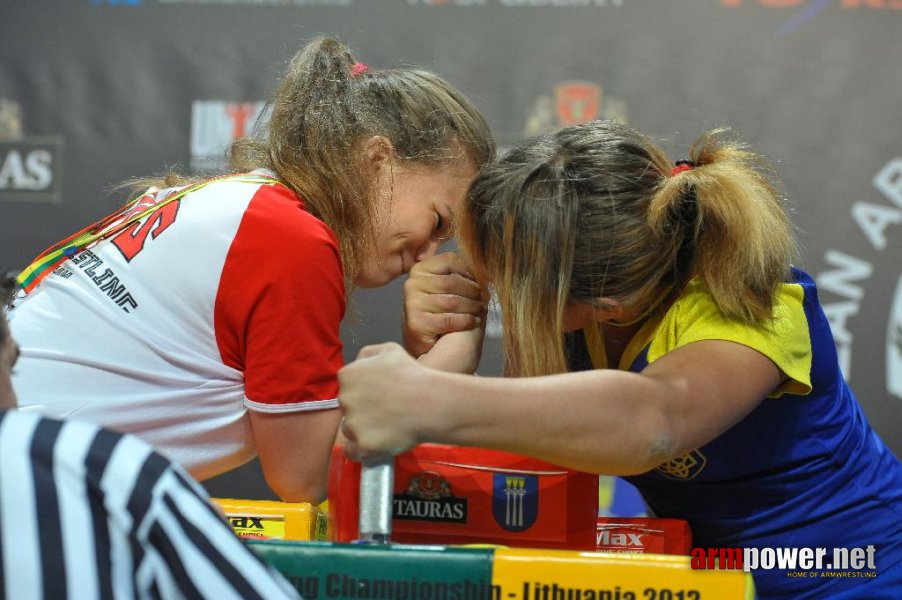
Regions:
[[595, 517, 692, 555], [328, 444, 599, 549]]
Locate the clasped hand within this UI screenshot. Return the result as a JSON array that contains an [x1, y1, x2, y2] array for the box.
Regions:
[[339, 252, 487, 460]]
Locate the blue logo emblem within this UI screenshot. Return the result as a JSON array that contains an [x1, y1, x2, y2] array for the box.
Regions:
[[492, 473, 539, 532]]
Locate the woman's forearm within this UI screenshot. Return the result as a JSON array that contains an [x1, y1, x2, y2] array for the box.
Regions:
[[415, 328, 484, 374], [416, 368, 677, 475], [339, 340, 775, 475]]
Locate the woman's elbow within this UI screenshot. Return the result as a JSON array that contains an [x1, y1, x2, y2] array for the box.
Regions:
[[269, 476, 328, 505], [612, 429, 679, 477]]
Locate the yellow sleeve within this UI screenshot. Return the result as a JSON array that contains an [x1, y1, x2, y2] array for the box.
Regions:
[[647, 281, 812, 397]]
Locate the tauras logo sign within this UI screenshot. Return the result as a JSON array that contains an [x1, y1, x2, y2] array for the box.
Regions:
[[393, 471, 467, 523]]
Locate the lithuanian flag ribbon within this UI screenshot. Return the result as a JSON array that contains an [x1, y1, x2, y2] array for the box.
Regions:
[[16, 173, 282, 293]]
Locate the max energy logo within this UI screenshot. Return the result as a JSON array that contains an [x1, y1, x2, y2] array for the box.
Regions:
[[0, 99, 63, 204], [815, 158, 902, 401]]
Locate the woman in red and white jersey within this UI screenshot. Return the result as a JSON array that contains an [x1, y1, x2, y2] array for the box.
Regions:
[[7, 37, 494, 503]]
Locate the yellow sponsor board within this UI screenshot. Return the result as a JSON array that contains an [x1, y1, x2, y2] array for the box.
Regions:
[[492, 548, 754, 600], [212, 498, 329, 542]]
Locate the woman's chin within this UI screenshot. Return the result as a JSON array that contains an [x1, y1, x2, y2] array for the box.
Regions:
[[355, 269, 398, 289]]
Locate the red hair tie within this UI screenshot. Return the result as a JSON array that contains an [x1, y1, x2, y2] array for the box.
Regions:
[[670, 160, 695, 177], [351, 62, 369, 77]]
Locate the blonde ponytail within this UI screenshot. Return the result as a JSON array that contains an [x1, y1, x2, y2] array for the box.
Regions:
[[650, 129, 796, 322]]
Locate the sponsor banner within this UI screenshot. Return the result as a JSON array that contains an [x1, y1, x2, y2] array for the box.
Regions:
[[394, 471, 469, 524], [227, 514, 286, 540], [0, 138, 64, 204], [251, 542, 495, 600], [596, 518, 692, 555], [814, 157, 902, 402], [0, 99, 63, 204], [492, 547, 754, 600], [249, 541, 754, 600], [212, 498, 325, 541]]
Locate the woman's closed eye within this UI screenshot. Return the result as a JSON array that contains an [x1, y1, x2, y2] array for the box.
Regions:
[[435, 212, 453, 241]]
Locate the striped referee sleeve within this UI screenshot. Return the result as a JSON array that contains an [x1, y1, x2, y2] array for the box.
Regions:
[[0, 411, 300, 600]]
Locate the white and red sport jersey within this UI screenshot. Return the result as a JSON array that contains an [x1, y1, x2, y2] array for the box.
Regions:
[[8, 173, 346, 480]]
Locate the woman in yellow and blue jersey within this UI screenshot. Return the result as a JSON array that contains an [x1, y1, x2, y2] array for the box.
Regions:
[[338, 120, 902, 599]]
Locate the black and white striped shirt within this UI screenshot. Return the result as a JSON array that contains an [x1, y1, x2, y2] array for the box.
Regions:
[[0, 410, 300, 600]]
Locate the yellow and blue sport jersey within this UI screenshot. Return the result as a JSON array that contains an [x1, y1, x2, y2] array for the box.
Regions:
[[566, 268, 902, 599]]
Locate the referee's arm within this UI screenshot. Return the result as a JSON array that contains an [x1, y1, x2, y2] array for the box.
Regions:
[[139, 458, 302, 600], [0, 412, 301, 600]]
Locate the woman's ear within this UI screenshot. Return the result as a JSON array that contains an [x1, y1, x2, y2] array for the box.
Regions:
[[591, 298, 627, 323], [363, 135, 393, 169]]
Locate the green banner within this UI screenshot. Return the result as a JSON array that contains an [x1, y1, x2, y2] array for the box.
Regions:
[[249, 541, 495, 600]]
